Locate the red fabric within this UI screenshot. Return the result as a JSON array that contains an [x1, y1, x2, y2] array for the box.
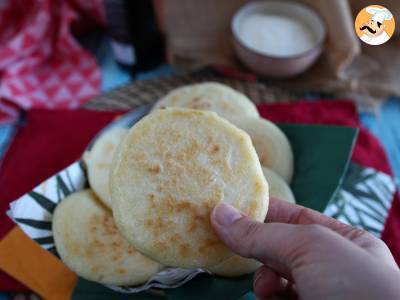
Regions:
[[0, 100, 398, 290], [0, 0, 105, 124], [0, 109, 122, 291], [0, 101, 20, 125], [259, 100, 359, 127]]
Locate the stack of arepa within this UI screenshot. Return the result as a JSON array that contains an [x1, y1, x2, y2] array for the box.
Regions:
[[52, 82, 296, 286]]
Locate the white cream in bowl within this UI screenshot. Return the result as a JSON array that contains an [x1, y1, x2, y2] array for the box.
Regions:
[[232, 1, 326, 58]]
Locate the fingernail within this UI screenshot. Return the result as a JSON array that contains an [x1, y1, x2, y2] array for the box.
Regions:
[[214, 203, 244, 226], [254, 270, 264, 286]]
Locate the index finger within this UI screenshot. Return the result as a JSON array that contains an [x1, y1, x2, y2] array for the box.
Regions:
[[267, 197, 361, 234], [267, 197, 397, 266], [266, 197, 338, 226]]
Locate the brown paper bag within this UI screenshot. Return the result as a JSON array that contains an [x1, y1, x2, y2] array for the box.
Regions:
[[161, 0, 400, 110]]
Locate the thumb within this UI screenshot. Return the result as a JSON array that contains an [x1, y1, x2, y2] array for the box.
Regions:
[[211, 203, 336, 276]]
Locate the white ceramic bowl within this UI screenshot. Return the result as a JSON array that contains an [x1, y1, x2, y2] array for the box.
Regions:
[[232, 0, 327, 78]]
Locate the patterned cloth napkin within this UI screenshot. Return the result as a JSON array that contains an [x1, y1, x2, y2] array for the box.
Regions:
[[0, 0, 104, 124], [0, 109, 122, 292]]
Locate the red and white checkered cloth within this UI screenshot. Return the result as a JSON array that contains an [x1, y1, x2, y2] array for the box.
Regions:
[[0, 0, 105, 124]]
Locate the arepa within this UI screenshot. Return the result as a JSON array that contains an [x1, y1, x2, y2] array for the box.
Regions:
[[110, 108, 268, 268], [53, 190, 162, 286], [228, 117, 294, 183], [262, 167, 295, 204], [208, 168, 295, 277], [84, 127, 128, 208], [208, 255, 262, 277], [152, 82, 259, 119]]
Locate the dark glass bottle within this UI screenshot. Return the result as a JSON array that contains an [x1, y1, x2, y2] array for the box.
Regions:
[[104, 0, 165, 76]]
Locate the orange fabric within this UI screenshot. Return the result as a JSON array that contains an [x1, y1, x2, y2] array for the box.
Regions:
[[0, 226, 77, 299]]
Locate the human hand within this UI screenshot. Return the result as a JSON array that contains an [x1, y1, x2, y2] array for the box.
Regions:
[[211, 198, 400, 300]]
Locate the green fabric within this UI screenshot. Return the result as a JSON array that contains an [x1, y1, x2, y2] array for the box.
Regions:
[[279, 124, 358, 212], [72, 124, 357, 300], [73, 279, 164, 300], [165, 274, 253, 300]]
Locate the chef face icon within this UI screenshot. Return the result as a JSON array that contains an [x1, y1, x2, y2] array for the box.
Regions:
[[355, 5, 395, 45], [360, 19, 386, 38]]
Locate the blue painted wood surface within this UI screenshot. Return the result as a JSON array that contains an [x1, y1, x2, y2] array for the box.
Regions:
[[359, 97, 400, 186]]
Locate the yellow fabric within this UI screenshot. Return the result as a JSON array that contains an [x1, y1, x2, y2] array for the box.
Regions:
[[0, 226, 77, 299]]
